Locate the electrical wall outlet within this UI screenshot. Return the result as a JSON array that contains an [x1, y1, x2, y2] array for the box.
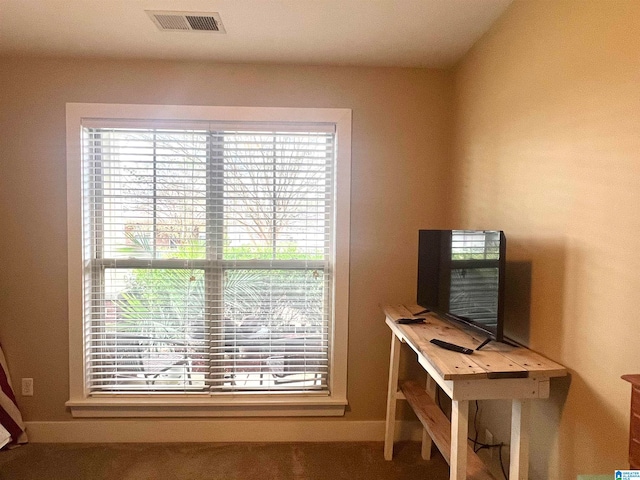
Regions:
[[21, 378, 33, 397], [485, 429, 494, 458]]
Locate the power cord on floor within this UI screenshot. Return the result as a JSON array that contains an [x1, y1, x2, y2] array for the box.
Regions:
[[472, 439, 508, 480]]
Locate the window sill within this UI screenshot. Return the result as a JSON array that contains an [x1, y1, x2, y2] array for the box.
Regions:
[[66, 395, 348, 418]]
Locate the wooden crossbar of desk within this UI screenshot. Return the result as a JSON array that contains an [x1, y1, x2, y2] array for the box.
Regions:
[[383, 304, 568, 480]]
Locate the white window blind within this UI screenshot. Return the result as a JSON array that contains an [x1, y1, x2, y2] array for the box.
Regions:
[[82, 122, 335, 395]]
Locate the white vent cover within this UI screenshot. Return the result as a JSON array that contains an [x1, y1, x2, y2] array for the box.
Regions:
[[146, 11, 226, 33]]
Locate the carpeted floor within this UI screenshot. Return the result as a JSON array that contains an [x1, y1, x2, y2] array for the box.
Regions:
[[0, 442, 450, 480]]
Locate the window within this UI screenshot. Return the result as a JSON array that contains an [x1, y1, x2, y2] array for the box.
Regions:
[[66, 104, 351, 417]]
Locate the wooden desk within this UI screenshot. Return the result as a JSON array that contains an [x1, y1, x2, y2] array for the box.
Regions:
[[383, 305, 567, 480]]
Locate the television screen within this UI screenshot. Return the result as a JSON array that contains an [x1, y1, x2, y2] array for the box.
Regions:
[[417, 230, 506, 342]]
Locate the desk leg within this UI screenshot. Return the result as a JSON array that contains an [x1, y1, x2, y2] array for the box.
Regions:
[[509, 399, 531, 480], [384, 333, 401, 460], [421, 375, 437, 460], [450, 399, 469, 480]]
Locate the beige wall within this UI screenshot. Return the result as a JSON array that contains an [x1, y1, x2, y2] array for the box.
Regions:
[[0, 57, 453, 422], [454, 0, 640, 477]]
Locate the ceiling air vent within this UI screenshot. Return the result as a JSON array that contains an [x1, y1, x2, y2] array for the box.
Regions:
[[146, 11, 226, 33]]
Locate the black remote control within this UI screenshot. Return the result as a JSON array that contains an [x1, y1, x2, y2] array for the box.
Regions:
[[429, 338, 474, 355], [396, 317, 426, 324]]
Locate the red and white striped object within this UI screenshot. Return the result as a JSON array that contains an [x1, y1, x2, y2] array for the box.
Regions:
[[0, 345, 27, 447]]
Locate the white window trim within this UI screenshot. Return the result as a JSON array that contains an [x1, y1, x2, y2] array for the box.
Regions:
[[66, 103, 351, 417]]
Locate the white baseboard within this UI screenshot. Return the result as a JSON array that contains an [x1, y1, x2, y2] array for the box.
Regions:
[[25, 420, 423, 443]]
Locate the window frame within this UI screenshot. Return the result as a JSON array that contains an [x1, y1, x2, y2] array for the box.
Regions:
[[66, 103, 351, 417]]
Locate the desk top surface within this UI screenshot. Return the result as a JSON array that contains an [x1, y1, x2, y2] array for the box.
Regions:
[[383, 304, 567, 381]]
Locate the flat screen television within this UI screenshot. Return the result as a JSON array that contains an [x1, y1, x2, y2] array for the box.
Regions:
[[417, 230, 506, 344]]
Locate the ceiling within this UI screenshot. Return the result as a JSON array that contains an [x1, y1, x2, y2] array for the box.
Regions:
[[0, 0, 512, 68]]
